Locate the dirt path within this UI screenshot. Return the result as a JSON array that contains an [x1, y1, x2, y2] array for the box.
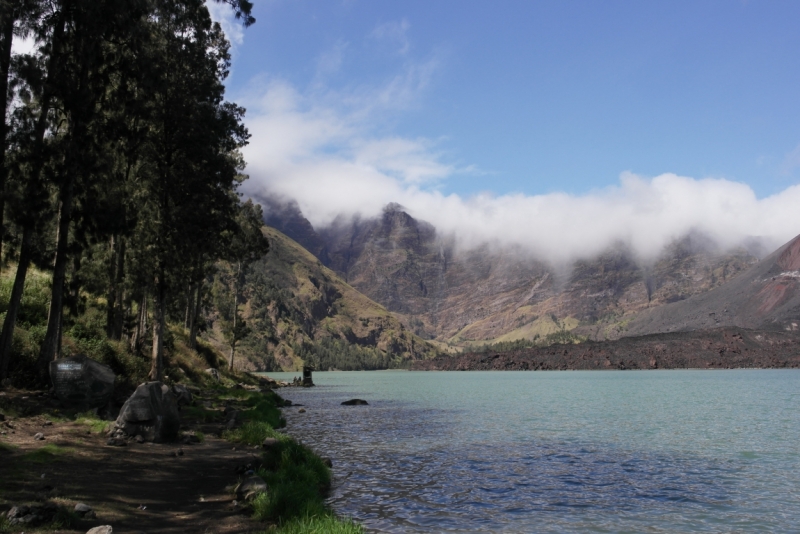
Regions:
[[1, 390, 273, 534]]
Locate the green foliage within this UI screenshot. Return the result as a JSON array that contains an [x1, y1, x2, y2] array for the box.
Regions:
[[542, 330, 586, 345], [293, 338, 396, 371], [271, 514, 365, 534], [253, 441, 332, 524], [0, 269, 50, 329], [224, 421, 285, 446]]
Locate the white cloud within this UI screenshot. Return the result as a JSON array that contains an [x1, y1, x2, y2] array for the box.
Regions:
[[240, 81, 800, 266], [370, 19, 411, 56], [206, 0, 245, 48]]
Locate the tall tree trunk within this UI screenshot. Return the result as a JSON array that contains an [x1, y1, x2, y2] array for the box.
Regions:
[[113, 238, 125, 339], [131, 292, 148, 353], [38, 174, 75, 370], [0, 227, 33, 379], [188, 280, 202, 350], [228, 261, 241, 371], [106, 235, 117, 337], [0, 11, 15, 262], [149, 274, 165, 381], [0, 1, 69, 378], [184, 283, 193, 328]]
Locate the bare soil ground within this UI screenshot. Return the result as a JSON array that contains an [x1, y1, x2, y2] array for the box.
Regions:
[[0, 388, 272, 534]]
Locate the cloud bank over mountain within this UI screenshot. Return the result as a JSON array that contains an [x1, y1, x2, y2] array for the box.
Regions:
[[240, 79, 800, 264]]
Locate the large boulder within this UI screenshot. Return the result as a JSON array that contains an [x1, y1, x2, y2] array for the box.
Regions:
[[49, 355, 115, 410], [113, 382, 180, 443]]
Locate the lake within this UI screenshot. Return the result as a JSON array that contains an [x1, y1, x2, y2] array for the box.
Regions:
[[262, 370, 800, 532]]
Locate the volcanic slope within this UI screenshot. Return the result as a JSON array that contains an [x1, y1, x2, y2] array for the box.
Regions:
[[617, 233, 800, 338], [261, 200, 762, 346], [212, 225, 438, 371]]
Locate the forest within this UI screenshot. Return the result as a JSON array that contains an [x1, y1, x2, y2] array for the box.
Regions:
[[0, 0, 269, 387]]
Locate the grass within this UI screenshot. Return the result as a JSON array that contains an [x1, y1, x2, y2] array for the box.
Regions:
[[215, 387, 359, 533], [76, 413, 108, 434], [22, 444, 70, 463], [253, 441, 331, 523], [0, 441, 16, 453], [268, 514, 364, 534], [223, 421, 285, 446]]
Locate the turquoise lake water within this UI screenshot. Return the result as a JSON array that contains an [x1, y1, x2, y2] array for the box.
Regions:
[[263, 370, 800, 532]]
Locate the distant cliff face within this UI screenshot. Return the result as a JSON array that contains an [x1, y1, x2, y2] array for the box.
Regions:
[[262, 200, 761, 345]]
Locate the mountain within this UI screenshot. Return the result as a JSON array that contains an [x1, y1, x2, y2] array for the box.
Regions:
[[261, 199, 764, 346], [616, 233, 800, 337], [205, 225, 439, 371]]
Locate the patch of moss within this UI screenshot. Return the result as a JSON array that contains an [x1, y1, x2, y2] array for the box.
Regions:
[[22, 444, 70, 463]]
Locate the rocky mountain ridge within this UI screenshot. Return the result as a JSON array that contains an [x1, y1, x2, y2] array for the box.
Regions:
[[260, 198, 768, 347]]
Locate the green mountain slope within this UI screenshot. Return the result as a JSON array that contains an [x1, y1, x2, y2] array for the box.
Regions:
[[210, 226, 439, 371]]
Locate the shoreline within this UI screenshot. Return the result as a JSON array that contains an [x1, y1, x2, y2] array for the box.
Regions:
[[411, 326, 800, 371]]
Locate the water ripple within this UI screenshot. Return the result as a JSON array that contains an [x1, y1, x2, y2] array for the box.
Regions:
[[273, 372, 800, 533]]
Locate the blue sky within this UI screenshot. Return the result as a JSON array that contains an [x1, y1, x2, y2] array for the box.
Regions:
[[210, 0, 800, 260], [224, 0, 800, 198]]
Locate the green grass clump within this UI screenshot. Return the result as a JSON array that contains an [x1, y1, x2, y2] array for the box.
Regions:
[[224, 421, 284, 446], [76, 413, 108, 434], [271, 513, 364, 534], [0, 441, 17, 453], [23, 444, 70, 463], [252, 441, 332, 524]]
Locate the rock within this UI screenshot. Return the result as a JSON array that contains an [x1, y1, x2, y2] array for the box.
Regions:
[[234, 475, 268, 501], [135, 435, 144, 443], [341, 399, 369, 406], [7, 505, 31, 518], [225, 418, 236, 430], [49, 354, 115, 410], [261, 438, 279, 450], [86, 526, 113, 534], [205, 368, 221, 382], [322, 457, 333, 468], [298, 408, 306, 413], [34, 432, 45, 440], [43, 420, 53, 426], [283, 399, 292, 407], [232, 383, 244, 390], [106, 437, 127, 447], [75, 502, 92, 517], [114, 382, 180, 443], [171, 384, 193, 407]]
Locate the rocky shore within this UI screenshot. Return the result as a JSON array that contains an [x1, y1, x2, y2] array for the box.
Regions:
[[412, 327, 800, 371]]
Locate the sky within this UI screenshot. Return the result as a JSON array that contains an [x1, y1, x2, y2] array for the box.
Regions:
[[208, 0, 800, 262]]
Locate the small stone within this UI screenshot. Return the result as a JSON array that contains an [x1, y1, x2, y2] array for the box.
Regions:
[[75, 503, 93, 514], [135, 435, 144, 444], [262, 438, 279, 450], [322, 457, 333, 468], [235, 475, 268, 501], [86, 526, 113, 534], [43, 420, 53, 426], [34, 432, 45, 440], [298, 408, 306, 413]]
